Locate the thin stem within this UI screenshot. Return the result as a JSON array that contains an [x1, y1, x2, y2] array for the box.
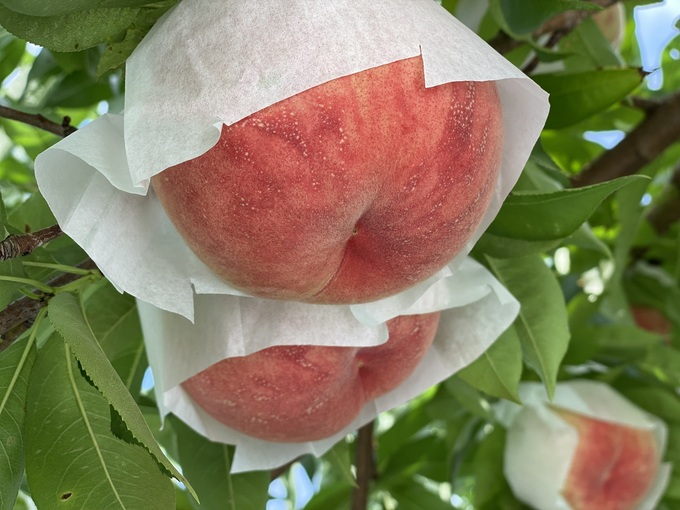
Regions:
[[23, 261, 94, 276], [18, 289, 43, 301], [351, 422, 376, 510], [0, 276, 55, 294]]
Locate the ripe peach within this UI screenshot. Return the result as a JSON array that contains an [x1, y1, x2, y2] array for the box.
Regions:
[[557, 408, 661, 510], [151, 55, 503, 303], [182, 312, 440, 442]]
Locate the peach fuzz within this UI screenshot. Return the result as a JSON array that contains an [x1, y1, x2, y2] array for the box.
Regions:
[[556, 407, 661, 510], [182, 312, 440, 442], [151, 55, 503, 303]]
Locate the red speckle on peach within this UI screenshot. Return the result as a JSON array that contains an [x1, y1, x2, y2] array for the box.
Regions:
[[151, 55, 503, 303]]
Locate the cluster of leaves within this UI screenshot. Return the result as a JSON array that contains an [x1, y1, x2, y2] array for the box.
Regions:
[[0, 0, 679, 509], [0, 0, 177, 74]]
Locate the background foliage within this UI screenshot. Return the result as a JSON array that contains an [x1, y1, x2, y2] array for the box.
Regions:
[[0, 0, 679, 508]]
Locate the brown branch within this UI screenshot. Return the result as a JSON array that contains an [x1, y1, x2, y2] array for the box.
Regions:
[[572, 90, 680, 187], [0, 258, 97, 352], [0, 105, 76, 137], [0, 224, 64, 261], [488, 31, 520, 55], [629, 96, 662, 114], [646, 164, 680, 235], [351, 422, 376, 510]]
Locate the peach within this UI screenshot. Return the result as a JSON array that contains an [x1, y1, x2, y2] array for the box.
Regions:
[[151, 55, 503, 303], [632, 306, 671, 339], [182, 312, 440, 442], [557, 408, 661, 510]]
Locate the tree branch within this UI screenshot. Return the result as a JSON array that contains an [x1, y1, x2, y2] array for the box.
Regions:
[[0, 105, 77, 137], [0, 258, 97, 352], [572, 90, 680, 187], [0, 224, 64, 261], [351, 422, 376, 510], [646, 164, 680, 235]]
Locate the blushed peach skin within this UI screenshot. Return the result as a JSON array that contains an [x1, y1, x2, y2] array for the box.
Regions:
[[557, 408, 660, 510], [151, 55, 503, 303], [182, 312, 440, 442]]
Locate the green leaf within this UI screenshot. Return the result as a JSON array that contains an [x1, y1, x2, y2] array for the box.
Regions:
[[0, 0, 154, 17], [7, 193, 57, 233], [457, 325, 523, 402], [0, 33, 24, 83], [564, 17, 622, 70], [46, 291, 194, 497], [471, 427, 507, 506], [43, 70, 114, 108], [171, 417, 270, 510], [663, 474, 680, 501], [84, 282, 147, 398], [98, 2, 178, 76], [486, 254, 570, 397], [665, 424, 680, 468], [378, 406, 431, 466], [641, 344, 680, 387], [595, 323, 662, 353], [0, 192, 26, 309], [390, 481, 453, 510], [487, 176, 646, 241], [323, 440, 355, 488], [618, 387, 680, 426], [0, 259, 24, 311], [533, 68, 644, 130], [379, 434, 448, 485], [303, 482, 352, 510], [174, 487, 195, 510], [496, 0, 599, 35], [440, 0, 458, 15], [25, 334, 175, 509], [444, 378, 493, 420], [0, 335, 36, 509], [0, 5, 140, 53], [474, 233, 560, 259]]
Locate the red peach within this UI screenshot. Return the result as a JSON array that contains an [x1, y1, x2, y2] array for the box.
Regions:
[[557, 408, 660, 510], [182, 312, 440, 442], [151, 55, 503, 303], [632, 306, 671, 340]]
